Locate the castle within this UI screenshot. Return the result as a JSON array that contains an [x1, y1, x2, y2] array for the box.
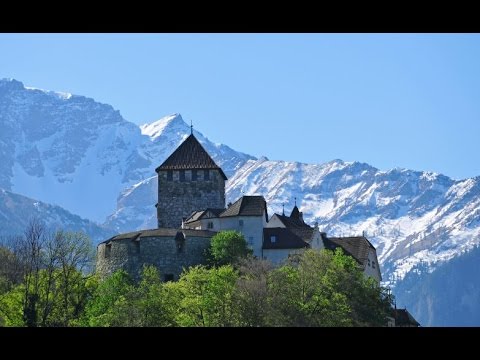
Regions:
[[96, 133, 382, 283]]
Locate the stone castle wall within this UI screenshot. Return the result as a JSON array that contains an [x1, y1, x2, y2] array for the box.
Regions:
[[96, 232, 213, 281], [157, 169, 225, 228]]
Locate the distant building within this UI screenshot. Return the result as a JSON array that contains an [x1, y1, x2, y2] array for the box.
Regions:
[[323, 236, 382, 282], [391, 308, 420, 327], [96, 132, 383, 284], [263, 204, 323, 264], [184, 195, 268, 258]]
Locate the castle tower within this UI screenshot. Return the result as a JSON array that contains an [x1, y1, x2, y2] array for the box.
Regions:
[[155, 134, 227, 228]]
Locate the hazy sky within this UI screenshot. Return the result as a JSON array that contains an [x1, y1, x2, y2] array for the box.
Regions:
[[1, 33, 479, 179]]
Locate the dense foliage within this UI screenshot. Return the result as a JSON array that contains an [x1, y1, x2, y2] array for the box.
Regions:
[[1, 227, 393, 327], [0, 219, 94, 327], [209, 230, 252, 266]]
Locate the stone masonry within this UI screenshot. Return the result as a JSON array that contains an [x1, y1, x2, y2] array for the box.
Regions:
[[96, 133, 226, 281], [156, 168, 225, 228], [96, 229, 215, 281]]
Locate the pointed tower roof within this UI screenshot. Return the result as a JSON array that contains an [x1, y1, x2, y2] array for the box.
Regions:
[[290, 205, 300, 220], [155, 134, 227, 180]]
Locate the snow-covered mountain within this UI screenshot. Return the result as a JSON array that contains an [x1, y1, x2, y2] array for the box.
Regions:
[[2, 78, 480, 325], [226, 158, 480, 287], [0, 78, 254, 222], [394, 243, 480, 326], [113, 156, 480, 291], [0, 188, 114, 242]]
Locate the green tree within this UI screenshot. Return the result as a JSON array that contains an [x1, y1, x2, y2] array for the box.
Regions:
[[266, 249, 392, 326], [169, 265, 239, 326], [233, 256, 272, 326], [0, 244, 23, 292], [0, 267, 94, 327], [0, 284, 24, 326], [127, 265, 177, 326], [0, 221, 95, 327], [209, 230, 252, 266], [83, 270, 133, 327]]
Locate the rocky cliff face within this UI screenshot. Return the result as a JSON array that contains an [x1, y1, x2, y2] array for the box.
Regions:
[[0, 79, 254, 221]]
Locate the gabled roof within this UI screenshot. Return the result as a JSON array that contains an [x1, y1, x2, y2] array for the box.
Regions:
[[184, 208, 225, 224], [269, 212, 314, 242], [204, 208, 225, 217], [185, 210, 205, 224], [393, 309, 420, 327], [220, 196, 268, 219], [323, 236, 376, 267], [155, 134, 227, 180], [274, 213, 311, 229], [263, 228, 310, 250], [289, 227, 314, 243], [98, 228, 217, 245]]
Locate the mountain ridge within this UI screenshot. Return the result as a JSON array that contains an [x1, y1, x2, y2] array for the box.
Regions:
[[2, 78, 480, 325], [0, 78, 254, 221], [0, 187, 114, 242]]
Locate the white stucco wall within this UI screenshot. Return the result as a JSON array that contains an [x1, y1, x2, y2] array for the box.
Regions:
[[263, 248, 305, 265], [189, 214, 267, 258], [265, 214, 285, 228], [217, 216, 266, 258], [196, 217, 222, 231], [309, 229, 324, 250]]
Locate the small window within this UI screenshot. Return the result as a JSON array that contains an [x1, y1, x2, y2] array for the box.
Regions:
[[372, 261, 376, 269], [207, 221, 214, 229], [134, 241, 140, 254], [164, 274, 174, 282], [192, 169, 197, 181], [167, 170, 173, 181], [248, 236, 254, 246], [105, 243, 112, 258], [271, 235, 276, 243], [179, 170, 185, 182], [368, 259, 371, 267], [204, 169, 210, 180], [239, 219, 244, 227]]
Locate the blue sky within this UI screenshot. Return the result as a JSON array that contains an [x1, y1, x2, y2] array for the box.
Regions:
[[1, 33, 479, 180]]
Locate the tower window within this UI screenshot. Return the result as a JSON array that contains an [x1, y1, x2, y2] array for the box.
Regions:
[[179, 170, 185, 182], [105, 243, 112, 258], [372, 261, 376, 269], [134, 241, 140, 254], [167, 170, 173, 181], [204, 169, 210, 180], [192, 169, 197, 181]]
